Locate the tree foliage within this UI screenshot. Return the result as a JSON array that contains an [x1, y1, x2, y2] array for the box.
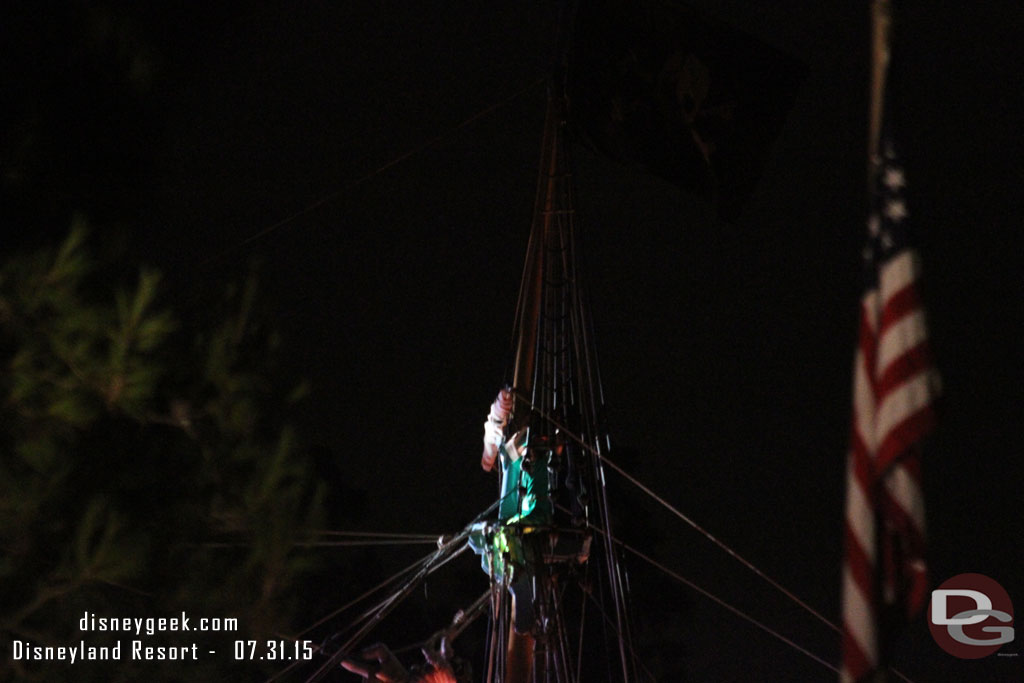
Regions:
[[0, 224, 323, 681]]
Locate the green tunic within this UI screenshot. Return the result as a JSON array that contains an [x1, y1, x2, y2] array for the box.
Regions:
[[469, 441, 552, 581]]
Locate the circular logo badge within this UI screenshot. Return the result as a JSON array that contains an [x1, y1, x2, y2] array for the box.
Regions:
[[928, 573, 1014, 659]]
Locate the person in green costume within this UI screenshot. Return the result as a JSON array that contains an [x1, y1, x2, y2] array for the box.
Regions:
[[469, 421, 552, 633]]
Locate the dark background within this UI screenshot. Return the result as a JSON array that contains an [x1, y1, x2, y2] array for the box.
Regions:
[[3, 1, 1022, 680]]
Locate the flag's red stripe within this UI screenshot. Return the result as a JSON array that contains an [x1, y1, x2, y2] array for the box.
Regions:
[[879, 281, 922, 336], [844, 520, 877, 603], [876, 405, 936, 475], [857, 305, 880, 397], [897, 449, 921, 480], [849, 430, 876, 491], [879, 480, 925, 541], [879, 477, 928, 614], [840, 622, 874, 681], [876, 342, 933, 401]]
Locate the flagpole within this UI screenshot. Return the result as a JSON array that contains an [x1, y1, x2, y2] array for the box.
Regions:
[[868, 0, 891, 175], [868, 8, 892, 679]]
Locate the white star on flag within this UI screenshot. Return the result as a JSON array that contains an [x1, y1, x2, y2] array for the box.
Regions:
[[867, 215, 881, 237], [883, 167, 905, 190], [884, 199, 907, 222]]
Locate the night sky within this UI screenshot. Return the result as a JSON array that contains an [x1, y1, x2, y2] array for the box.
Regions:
[[5, 1, 1024, 681]]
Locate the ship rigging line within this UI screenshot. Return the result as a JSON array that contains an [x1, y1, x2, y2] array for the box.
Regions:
[[578, 589, 658, 683], [263, 549, 445, 683], [202, 539, 439, 548], [289, 498, 501, 641], [329, 543, 472, 652], [267, 584, 488, 683], [199, 529, 443, 549], [596, 522, 915, 683], [301, 529, 441, 539], [616, 530, 839, 675], [511, 389, 841, 636], [303, 535, 472, 683], [200, 76, 545, 268], [295, 498, 519, 683], [296, 547, 436, 638], [289, 539, 440, 548], [570, 508, 838, 675], [389, 590, 490, 656]]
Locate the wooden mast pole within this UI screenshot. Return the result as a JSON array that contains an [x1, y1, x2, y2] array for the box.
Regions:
[[869, 0, 891, 175]]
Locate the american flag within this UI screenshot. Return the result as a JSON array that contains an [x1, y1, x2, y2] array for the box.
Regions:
[[839, 136, 941, 682]]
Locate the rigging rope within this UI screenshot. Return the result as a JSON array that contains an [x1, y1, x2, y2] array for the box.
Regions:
[[563, 511, 916, 680], [264, 646, 320, 683], [290, 498, 500, 642], [302, 530, 443, 539], [622, 526, 912, 682], [627, 538, 839, 674], [264, 543, 456, 682], [306, 537, 472, 683], [577, 589, 658, 683], [390, 590, 490, 656], [296, 498, 511, 682], [291, 540, 440, 548], [580, 516, 840, 675], [331, 544, 472, 649], [292, 548, 437, 639], [202, 539, 439, 549], [200, 77, 544, 269], [512, 389, 842, 636]]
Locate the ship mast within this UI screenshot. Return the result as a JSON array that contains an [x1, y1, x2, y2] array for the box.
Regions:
[[490, 8, 637, 678]]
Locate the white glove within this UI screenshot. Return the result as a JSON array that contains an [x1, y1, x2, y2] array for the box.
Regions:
[[483, 418, 504, 447]]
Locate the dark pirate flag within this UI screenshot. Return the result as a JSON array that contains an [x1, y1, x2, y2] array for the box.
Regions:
[[569, 0, 807, 220]]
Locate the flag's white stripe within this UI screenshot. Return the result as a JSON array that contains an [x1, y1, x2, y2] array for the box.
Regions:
[[875, 370, 937, 443], [852, 351, 877, 452], [860, 289, 881, 334], [846, 457, 876, 563], [842, 566, 878, 664], [879, 250, 920, 304], [885, 463, 926, 534], [878, 310, 927, 373]]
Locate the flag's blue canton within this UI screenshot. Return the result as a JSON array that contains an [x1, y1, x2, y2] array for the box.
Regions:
[[863, 138, 910, 289]]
